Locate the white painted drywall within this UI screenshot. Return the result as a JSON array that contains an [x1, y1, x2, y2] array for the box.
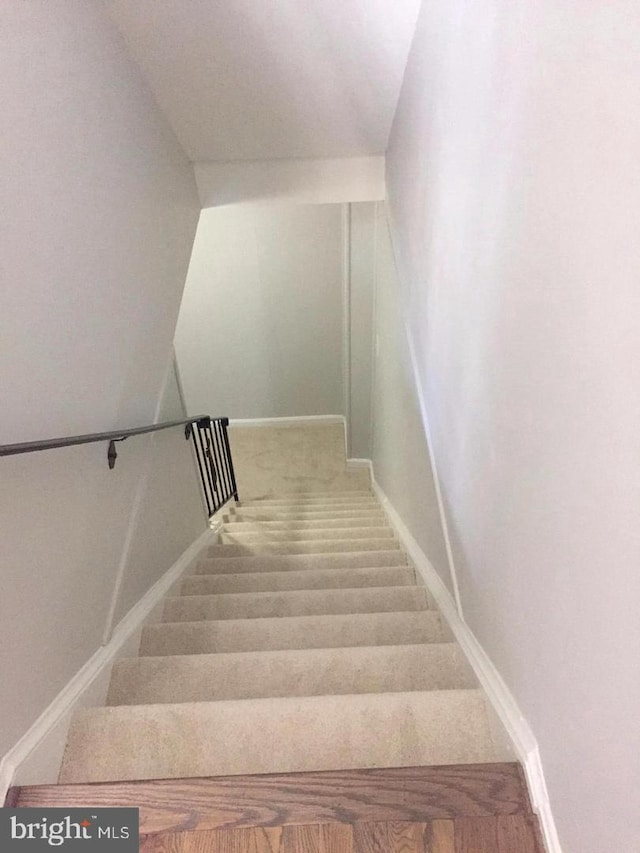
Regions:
[[370, 205, 450, 591], [0, 2, 199, 441], [195, 157, 385, 208], [110, 364, 206, 626], [0, 442, 147, 761], [105, 0, 421, 161], [348, 203, 376, 459], [174, 205, 344, 419], [0, 1, 202, 767], [386, 2, 640, 851]]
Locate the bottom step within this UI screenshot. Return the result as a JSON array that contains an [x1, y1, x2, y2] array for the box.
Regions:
[[60, 690, 498, 783], [11, 764, 531, 832]]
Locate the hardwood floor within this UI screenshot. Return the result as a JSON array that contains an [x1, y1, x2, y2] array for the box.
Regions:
[[8, 763, 545, 852], [138, 816, 543, 852]]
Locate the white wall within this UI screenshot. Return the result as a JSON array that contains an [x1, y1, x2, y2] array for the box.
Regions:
[[0, 1, 202, 769], [174, 205, 344, 419], [347, 204, 376, 459], [371, 205, 451, 590], [386, 2, 640, 851], [195, 157, 385, 208], [0, 2, 199, 440], [111, 364, 205, 626]]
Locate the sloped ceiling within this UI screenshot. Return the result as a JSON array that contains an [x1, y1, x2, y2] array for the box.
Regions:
[[106, 0, 421, 162]]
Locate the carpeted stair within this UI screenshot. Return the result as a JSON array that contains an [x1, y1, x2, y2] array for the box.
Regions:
[[59, 487, 503, 784]]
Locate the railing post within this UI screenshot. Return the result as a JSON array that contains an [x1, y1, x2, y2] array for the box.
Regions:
[[220, 417, 239, 502], [208, 421, 227, 505], [196, 417, 218, 516], [190, 419, 213, 517]]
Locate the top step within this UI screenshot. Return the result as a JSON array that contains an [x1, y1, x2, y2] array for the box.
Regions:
[[240, 496, 378, 508], [225, 507, 387, 522], [248, 490, 374, 499]]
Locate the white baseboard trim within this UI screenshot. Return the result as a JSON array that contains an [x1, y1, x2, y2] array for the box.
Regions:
[[371, 474, 562, 853], [346, 458, 373, 474], [0, 524, 220, 801], [229, 415, 345, 428]]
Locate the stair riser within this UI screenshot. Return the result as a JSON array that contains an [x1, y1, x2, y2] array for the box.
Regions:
[[225, 510, 388, 523], [181, 566, 415, 595], [197, 551, 408, 575], [224, 516, 387, 530], [208, 539, 402, 556], [107, 645, 476, 706], [140, 611, 450, 656], [248, 491, 373, 499], [240, 497, 378, 507], [219, 527, 395, 543], [238, 504, 380, 514], [60, 691, 495, 783], [163, 587, 430, 622]]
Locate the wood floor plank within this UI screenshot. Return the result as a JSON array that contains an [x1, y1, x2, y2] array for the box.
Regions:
[[317, 824, 354, 853], [388, 822, 427, 852], [9, 763, 530, 834], [138, 815, 547, 853], [141, 827, 283, 853], [244, 828, 283, 853], [425, 821, 455, 853], [280, 824, 354, 853], [353, 822, 389, 853], [281, 825, 321, 853], [454, 817, 498, 852], [496, 815, 543, 853], [353, 821, 427, 853]]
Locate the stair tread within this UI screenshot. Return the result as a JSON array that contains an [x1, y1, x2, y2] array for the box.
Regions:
[[13, 764, 533, 831], [239, 504, 380, 512], [181, 565, 416, 594], [163, 585, 431, 622], [197, 550, 408, 574], [60, 689, 499, 783], [207, 538, 402, 556], [253, 490, 374, 498], [227, 508, 388, 519], [140, 610, 451, 656], [107, 643, 476, 705], [232, 502, 381, 508], [224, 516, 387, 529], [241, 497, 378, 505], [219, 526, 395, 541]]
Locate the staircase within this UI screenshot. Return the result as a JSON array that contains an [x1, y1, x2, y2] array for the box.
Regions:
[[58, 438, 504, 783]]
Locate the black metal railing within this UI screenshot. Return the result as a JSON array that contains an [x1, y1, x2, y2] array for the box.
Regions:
[[0, 414, 238, 519], [185, 416, 239, 517]]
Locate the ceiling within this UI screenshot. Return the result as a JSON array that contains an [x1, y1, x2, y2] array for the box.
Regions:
[[106, 0, 421, 162]]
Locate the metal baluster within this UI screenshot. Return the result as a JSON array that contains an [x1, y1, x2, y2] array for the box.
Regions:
[[211, 419, 231, 504], [196, 419, 217, 514], [189, 422, 213, 517], [205, 422, 223, 512], [214, 417, 234, 502], [221, 417, 239, 501]]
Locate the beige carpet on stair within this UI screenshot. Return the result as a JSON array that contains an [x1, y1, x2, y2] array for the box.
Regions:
[[227, 422, 371, 496], [59, 423, 506, 784]]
